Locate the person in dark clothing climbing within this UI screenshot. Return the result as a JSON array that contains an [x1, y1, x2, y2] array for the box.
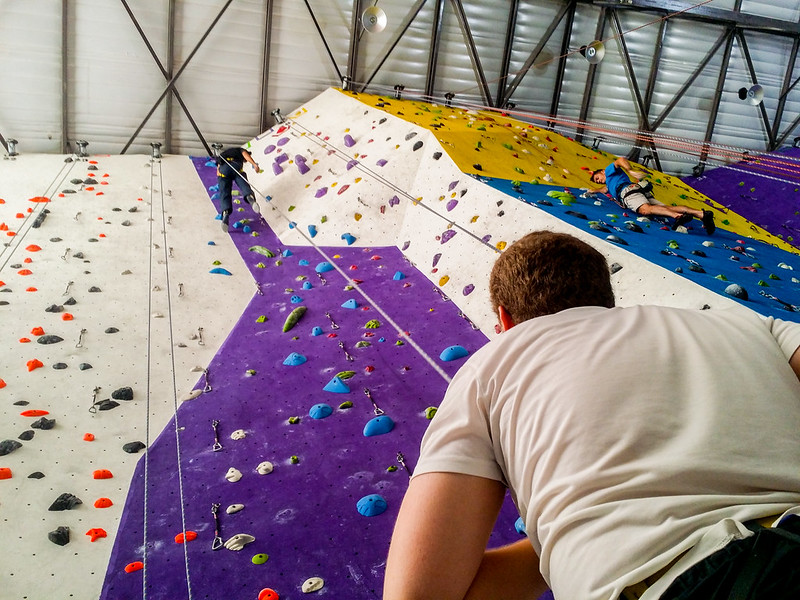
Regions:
[[217, 146, 261, 232], [590, 156, 715, 234]]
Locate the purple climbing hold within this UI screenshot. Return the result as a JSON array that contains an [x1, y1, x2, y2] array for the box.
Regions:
[[432, 253, 442, 267], [441, 230, 457, 244], [481, 234, 492, 244], [344, 134, 356, 147], [275, 153, 289, 165], [295, 154, 307, 164], [389, 195, 400, 207], [376, 159, 388, 167], [448, 180, 459, 191], [346, 159, 359, 170], [315, 187, 328, 198], [272, 162, 283, 176], [463, 284, 475, 296], [297, 162, 310, 175], [446, 199, 458, 211], [277, 137, 290, 146], [264, 145, 276, 154], [401, 240, 410, 251]]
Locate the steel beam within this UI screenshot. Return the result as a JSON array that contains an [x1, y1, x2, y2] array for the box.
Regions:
[[496, 0, 519, 108], [503, 1, 572, 108], [548, 1, 576, 127], [576, 7, 607, 143], [302, 0, 344, 83], [121, 0, 233, 154], [347, 0, 362, 86], [165, 0, 175, 154], [770, 36, 799, 150], [448, 0, 492, 106], [588, 0, 800, 36], [61, 0, 69, 153], [119, 0, 212, 155], [259, 0, 274, 132], [736, 30, 774, 149], [360, 0, 429, 92], [425, 0, 445, 98], [698, 28, 736, 170]]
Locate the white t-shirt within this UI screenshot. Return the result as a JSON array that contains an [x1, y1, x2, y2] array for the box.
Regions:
[[414, 305, 800, 600]]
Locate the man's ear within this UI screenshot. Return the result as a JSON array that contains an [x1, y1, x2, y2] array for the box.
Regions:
[[498, 306, 516, 332]]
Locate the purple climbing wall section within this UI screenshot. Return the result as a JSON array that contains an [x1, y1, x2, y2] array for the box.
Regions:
[[100, 158, 522, 599]]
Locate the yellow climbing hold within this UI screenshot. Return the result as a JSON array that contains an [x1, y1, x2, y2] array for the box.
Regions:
[[471, 215, 479, 223], [497, 241, 507, 251], [354, 213, 362, 221], [355, 177, 362, 183], [439, 275, 450, 286]]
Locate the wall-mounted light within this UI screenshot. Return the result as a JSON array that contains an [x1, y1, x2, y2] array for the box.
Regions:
[[150, 142, 162, 160], [394, 84, 404, 100], [76, 140, 89, 158], [6, 138, 18, 157], [271, 108, 285, 124], [211, 143, 223, 157]]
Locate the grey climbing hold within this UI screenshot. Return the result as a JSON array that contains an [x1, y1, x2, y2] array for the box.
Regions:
[[105, 327, 119, 334], [89, 286, 101, 292], [18, 430, 34, 441], [112, 387, 133, 400], [64, 297, 77, 305], [45, 304, 64, 313], [37, 335, 64, 345], [48, 526, 70, 546], [122, 441, 146, 454], [52, 363, 68, 370], [610, 263, 623, 274], [0, 440, 23, 456], [79, 363, 92, 370], [724, 283, 748, 300], [31, 417, 56, 430], [48, 493, 82, 511], [28, 471, 45, 479], [96, 399, 120, 411]]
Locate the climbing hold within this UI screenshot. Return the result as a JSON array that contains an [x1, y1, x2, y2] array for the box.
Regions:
[[342, 233, 356, 245], [48, 526, 71, 546], [225, 468, 243, 482], [0, 440, 22, 456], [283, 352, 307, 366], [125, 562, 144, 573], [440, 345, 469, 361], [363, 415, 395, 437], [83, 433, 95, 442], [315, 262, 334, 273], [227, 504, 245, 514], [302, 577, 325, 593], [174, 531, 198, 544], [0, 468, 11, 479], [283, 306, 307, 332], [441, 230, 456, 244], [231, 429, 247, 440], [93, 469, 113, 479], [256, 461, 274, 475], [252, 553, 269, 565], [37, 335, 63, 345], [356, 494, 388, 516], [309, 403, 333, 419], [258, 588, 279, 600], [225, 533, 256, 551], [249, 246, 276, 257], [86, 528, 107, 542], [290, 295, 303, 304], [724, 283, 748, 300], [341, 298, 359, 309], [123, 441, 146, 453], [365, 319, 381, 329], [26, 359, 44, 372], [209, 267, 232, 275], [323, 376, 350, 394], [94, 498, 113, 508], [311, 326, 323, 336], [49, 493, 83, 511], [21, 409, 49, 417], [392, 271, 405, 280]]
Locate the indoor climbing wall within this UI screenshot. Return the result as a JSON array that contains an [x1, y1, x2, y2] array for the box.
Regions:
[[5, 85, 800, 600]]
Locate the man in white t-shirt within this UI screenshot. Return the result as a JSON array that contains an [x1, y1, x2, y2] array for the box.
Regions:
[[383, 231, 800, 600]]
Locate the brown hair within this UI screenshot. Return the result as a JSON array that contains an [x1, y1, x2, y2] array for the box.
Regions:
[[489, 231, 615, 323], [590, 169, 603, 183]]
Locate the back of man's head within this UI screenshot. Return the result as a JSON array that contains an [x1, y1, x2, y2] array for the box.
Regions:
[[489, 231, 615, 324]]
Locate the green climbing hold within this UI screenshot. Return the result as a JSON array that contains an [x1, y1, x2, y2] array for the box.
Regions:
[[252, 553, 269, 565], [514, 166, 525, 174], [256, 262, 266, 269], [335, 370, 356, 381], [249, 246, 276, 258], [769, 273, 780, 280], [288, 416, 300, 424], [256, 315, 267, 323], [288, 205, 295, 211], [502, 143, 514, 150], [283, 306, 307, 333], [714, 274, 728, 281], [338, 401, 353, 409], [320, 215, 327, 223], [365, 319, 381, 329], [425, 407, 438, 419], [395, 340, 404, 346], [355, 341, 371, 348], [387, 465, 398, 472], [758, 280, 769, 287], [212, 260, 221, 265], [722, 219, 730, 225], [290, 455, 300, 464], [667, 240, 679, 249], [752, 263, 762, 269]]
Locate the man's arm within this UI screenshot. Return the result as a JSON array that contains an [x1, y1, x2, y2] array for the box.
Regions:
[[384, 472, 546, 600], [613, 156, 645, 180], [789, 346, 800, 383]]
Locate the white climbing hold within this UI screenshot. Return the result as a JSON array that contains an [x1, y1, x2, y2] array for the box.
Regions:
[[256, 461, 274, 475], [225, 467, 242, 482], [223, 533, 255, 551], [230, 429, 246, 440], [302, 577, 324, 593], [183, 389, 203, 401], [226, 504, 245, 515]]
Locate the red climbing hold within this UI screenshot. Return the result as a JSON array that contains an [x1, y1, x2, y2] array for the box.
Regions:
[[17, 269, 32, 275], [18, 338, 31, 343], [86, 528, 107, 542], [258, 589, 280, 600], [124, 562, 143, 573], [25, 244, 41, 252], [62, 313, 74, 321], [94, 498, 113, 508], [364, 365, 375, 373], [28, 196, 50, 203], [83, 433, 95, 441], [174, 531, 198, 544], [93, 469, 113, 479], [21, 409, 49, 417], [31, 326, 44, 336], [26, 287, 37, 292], [23, 257, 32, 264], [26, 359, 44, 372], [0, 378, 6, 388], [0, 468, 11, 480]]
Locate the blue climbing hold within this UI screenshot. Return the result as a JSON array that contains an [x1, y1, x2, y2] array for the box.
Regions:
[[393, 271, 406, 280], [440, 345, 469, 362], [243, 225, 252, 234], [514, 517, 527, 535], [308, 225, 317, 238], [342, 233, 356, 245], [363, 415, 395, 437], [205, 160, 217, 168], [283, 352, 307, 366], [299, 259, 310, 266], [323, 376, 350, 393], [233, 221, 243, 229], [290, 295, 303, 304], [309, 403, 333, 419], [341, 298, 359, 309], [288, 221, 296, 229], [311, 326, 323, 336], [316, 262, 334, 273], [209, 184, 219, 192], [282, 249, 293, 257], [302, 281, 313, 290], [356, 494, 387, 517], [209, 268, 232, 276], [207, 241, 216, 245]]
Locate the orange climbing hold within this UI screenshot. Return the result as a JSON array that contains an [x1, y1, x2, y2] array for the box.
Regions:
[[31, 326, 44, 335], [174, 531, 198, 544], [6, 231, 16, 237], [83, 433, 95, 441], [62, 313, 74, 321], [0, 378, 6, 388], [23, 257, 32, 263], [86, 528, 107, 542], [124, 562, 144, 573], [26, 359, 44, 372], [15, 213, 24, 218], [94, 498, 113, 508], [25, 244, 41, 252], [0, 468, 11, 480], [26, 287, 37, 292], [93, 469, 113, 479], [258, 589, 279, 600], [21, 409, 48, 417], [85, 186, 94, 191], [29, 196, 50, 203], [17, 269, 32, 275], [19, 338, 31, 343]]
